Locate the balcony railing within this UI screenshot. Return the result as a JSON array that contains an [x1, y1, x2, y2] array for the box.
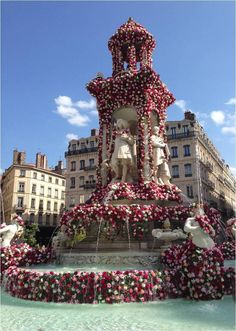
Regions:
[[207, 180, 215, 190], [65, 147, 98, 157], [206, 161, 213, 172], [167, 131, 195, 141], [84, 165, 97, 171], [14, 204, 26, 211]]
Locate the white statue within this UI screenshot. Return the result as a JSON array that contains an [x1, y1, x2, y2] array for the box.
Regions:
[[226, 218, 236, 239], [52, 225, 69, 251], [0, 216, 24, 248], [111, 119, 135, 182], [101, 159, 110, 186], [151, 126, 171, 185], [184, 204, 215, 249]]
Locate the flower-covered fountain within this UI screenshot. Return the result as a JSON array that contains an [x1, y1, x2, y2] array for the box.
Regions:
[[1, 19, 235, 307]]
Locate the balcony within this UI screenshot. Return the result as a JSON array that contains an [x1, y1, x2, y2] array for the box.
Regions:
[[219, 191, 225, 200], [14, 204, 26, 211], [206, 161, 213, 172], [219, 175, 224, 183], [167, 131, 195, 141], [65, 147, 98, 157], [84, 165, 97, 171], [207, 180, 215, 190], [39, 205, 44, 211]]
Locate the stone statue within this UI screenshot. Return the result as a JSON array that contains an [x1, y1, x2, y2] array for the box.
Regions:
[[52, 225, 69, 251], [0, 216, 24, 248], [184, 204, 215, 249], [151, 126, 171, 185], [101, 159, 110, 186], [111, 119, 135, 182]]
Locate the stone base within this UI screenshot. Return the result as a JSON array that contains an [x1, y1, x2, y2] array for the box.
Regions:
[[56, 250, 161, 267]]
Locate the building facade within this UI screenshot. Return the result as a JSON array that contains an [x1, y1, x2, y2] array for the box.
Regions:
[[167, 111, 236, 217], [1, 150, 66, 229], [65, 114, 236, 218], [65, 129, 99, 208]]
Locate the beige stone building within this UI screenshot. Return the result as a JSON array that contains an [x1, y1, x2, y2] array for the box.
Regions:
[[1, 150, 66, 228], [65, 129, 99, 208], [167, 111, 236, 217], [65, 114, 236, 218]]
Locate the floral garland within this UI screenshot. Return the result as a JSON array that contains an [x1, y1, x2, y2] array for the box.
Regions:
[[217, 241, 236, 260], [88, 181, 182, 204], [0, 243, 52, 281], [195, 215, 216, 237], [3, 267, 165, 304]]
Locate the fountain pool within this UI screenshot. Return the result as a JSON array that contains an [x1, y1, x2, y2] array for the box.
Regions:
[[1, 290, 235, 331]]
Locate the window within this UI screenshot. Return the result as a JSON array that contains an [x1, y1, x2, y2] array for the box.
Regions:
[[38, 213, 43, 225], [80, 160, 85, 170], [41, 174, 45, 181], [171, 147, 178, 158], [90, 141, 94, 148], [20, 169, 26, 177], [32, 184, 37, 194], [18, 182, 25, 192], [17, 197, 24, 208], [54, 202, 58, 212], [39, 199, 44, 210], [55, 178, 59, 185], [185, 164, 192, 177], [29, 213, 35, 223], [70, 177, 75, 188], [79, 176, 84, 186], [187, 185, 193, 198], [172, 165, 179, 178], [72, 144, 76, 151], [71, 161, 76, 171], [48, 187, 52, 197], [80, 142, 86, 150], [89, 159, 94, 167], [31, 198, 36, 209], [49, 176, 52, 183], [79, 195, 85, 204], [33, 172, 37, 179], [46, 214, 51, 226], [70, 197, 75, 207], [62, 180, 65, 186], [183, 145, 191, 157], [53, 214, 58, 226], [61, 191, 65, 199], [40, 186, 44, 196], [47, 201, 51, 211], [60, 203, 65, 211], [183, 125, 189, 136], [171, 127, 176, 138], [89, 175, 94, 182], [55, 189, 58, 198]]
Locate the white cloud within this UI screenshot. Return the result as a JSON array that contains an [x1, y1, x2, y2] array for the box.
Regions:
[[225, 98, 236, 106], [221, 126, 236, 135], [54, 96, 94, 127], [210, 110, 225, 125], [90, 110, 98, 116], [66, 133, 78, 141], [174, 99, 187, 112], [229, 166, 236, 176], [55, 96, 73, 107], [77, 99, 96, 110]]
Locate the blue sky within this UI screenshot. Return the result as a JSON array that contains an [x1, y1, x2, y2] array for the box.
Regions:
[[2, 1, 235, 173]]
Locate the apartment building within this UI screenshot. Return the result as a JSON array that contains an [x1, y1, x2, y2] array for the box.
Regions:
[[1, 150, 66, 229], [167, 111, 236, 217], [65, 129, 99, 208]]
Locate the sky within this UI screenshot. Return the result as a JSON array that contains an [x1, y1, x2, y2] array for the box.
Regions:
[[2, 1, 236, 174]]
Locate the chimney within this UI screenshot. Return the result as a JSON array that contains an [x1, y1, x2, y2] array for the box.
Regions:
[[91, 129, 99, 136], [13, 150, 26, 165], [36, 153, 48, 169], [184, 111, 196, 121]]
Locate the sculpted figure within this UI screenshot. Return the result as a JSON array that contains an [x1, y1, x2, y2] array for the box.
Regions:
[[184, 204, 215, 249], [0, 216, 24, 248], [52, 225, 69, 251], [111, 119, 135, 182], [151, 126, 171, 185]]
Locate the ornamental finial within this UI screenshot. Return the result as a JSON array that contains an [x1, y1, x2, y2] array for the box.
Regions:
[[128, 17, 133, 22]]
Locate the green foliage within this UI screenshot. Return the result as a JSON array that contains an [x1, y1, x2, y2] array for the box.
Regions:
[[66, 228, 86, 248], [23, 222, 39, 247]]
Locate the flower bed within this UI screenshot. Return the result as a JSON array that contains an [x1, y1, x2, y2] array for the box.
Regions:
[[3, 267, 165, 304]]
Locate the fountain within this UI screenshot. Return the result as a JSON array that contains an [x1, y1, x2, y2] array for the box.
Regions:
[[1, 19, 235, 312]]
